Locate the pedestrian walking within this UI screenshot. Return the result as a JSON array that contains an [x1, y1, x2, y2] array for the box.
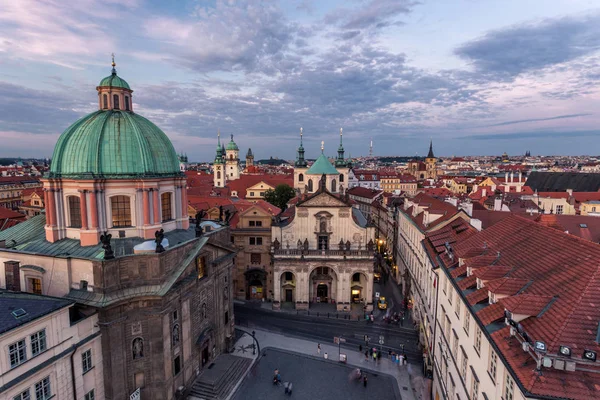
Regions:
[[317, 343, 321, 355], [363, 374, 368, 387], [364, 350, 369, 361], [372, 352, 377, 362]]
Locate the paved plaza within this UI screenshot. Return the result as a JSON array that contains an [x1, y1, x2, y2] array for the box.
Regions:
[[232, 348, 400, 400]]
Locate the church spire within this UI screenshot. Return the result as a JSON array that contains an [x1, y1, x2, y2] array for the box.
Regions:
[[214, 130, 224, 164], [335, 127, 346, 167], [295, 127, 307, 168], [427, 139, 435, 159]]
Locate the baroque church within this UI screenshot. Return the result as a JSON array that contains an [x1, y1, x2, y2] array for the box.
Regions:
[[0, 60, 236, 400]]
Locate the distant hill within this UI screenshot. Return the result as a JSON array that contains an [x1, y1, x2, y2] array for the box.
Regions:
[[257, 158, 290, 166]]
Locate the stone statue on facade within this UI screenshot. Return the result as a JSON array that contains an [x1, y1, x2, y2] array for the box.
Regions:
[[273, 238, 280, 250], [345, 240, 351, 251], [155, 229, 165, 253], [133, 337, 144, 359], [224, 209, 232, 225], [100, 231, 114, 260], [367, 239, 374, 252], [338, 239, 345, 250], [297, 239, 303, 250], [303, 238, 309, 251], [218, 205, 224, 221], [195, 210, 205, 237]]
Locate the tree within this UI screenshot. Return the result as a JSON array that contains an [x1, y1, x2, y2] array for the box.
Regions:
[[263, 184, 296, 211]]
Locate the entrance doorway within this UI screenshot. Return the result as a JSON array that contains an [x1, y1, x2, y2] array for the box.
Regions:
[[316, 284, 328, 302], [351, 288, 361, 303], [249, 280, 263, 300], [285, 289, 293, 302]]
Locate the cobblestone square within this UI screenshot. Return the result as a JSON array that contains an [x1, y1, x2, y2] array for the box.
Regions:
[[232, 348, 400, 400]]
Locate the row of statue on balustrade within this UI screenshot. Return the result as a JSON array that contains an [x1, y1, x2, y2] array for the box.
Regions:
[[272, 237, 375, 252]]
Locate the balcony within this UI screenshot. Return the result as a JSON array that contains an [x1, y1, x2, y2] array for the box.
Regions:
[[272, 248, 374, 260]]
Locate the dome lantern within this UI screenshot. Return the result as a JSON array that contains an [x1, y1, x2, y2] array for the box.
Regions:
[[96, 54, 134, 112]]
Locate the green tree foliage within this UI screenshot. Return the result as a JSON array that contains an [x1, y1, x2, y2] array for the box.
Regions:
[[263, 184, 296, 211]]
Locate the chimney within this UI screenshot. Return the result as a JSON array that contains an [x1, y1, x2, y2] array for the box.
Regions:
[[518, 171, 522, 183], [566, 189, 573, 196], [510, 172, 514, 183], [462, 202, 473, 217], [494, 196, 502, 211], [505, 172, 509, 182], [4, 260, 21, 291], [470, 218, 482, 231]]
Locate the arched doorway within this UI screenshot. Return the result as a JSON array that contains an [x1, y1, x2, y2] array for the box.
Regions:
[[309, 266, 338, 305], [350, 272, 369, 304], [245, 269, 267, 300], [280, 271, 296, 305]]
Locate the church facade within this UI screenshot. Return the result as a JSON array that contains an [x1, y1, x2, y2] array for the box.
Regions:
[[271, 176, 376, 312]]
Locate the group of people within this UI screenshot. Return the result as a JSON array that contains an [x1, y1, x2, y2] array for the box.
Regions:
[[273, 368, 293, 395], [383, 311, 405, 325], [349, 368, 368, 387]]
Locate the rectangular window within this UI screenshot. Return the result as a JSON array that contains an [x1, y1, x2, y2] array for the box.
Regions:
[[13, 389, 30, 400], [249, 237, 262, 245], [68, 195, 82, 228], [489, 349, 498, 382], [472, 378, 479, 400], [249, 220, 256, 226], [173, 310, 178, 321], [250, 237, 255, 245], [84, 390, 94, 400], [250, 253, 261, 264], [504, 374, 514, 400], [463, 310, 470, 336], [34, 376, 51, 400], [111, 196, 132, 227], [461, 351, 468, 378], [196, 256, 206, 279], [173, 356, 181, 376], [31, 329, 47, 356], [161, 192, 172, 222], [452, 331, 459, 356], [455, 297, 461, 317], [9, 339, 27, 368], [250, 192, 255, 197], [285, 272, 293, 281], [255, 220, 262, 227], [29, 278, 42, 295], [318, 235, 328, 250], [556, 204, 564, 214], [82, 349, 93, 373], [475, 327, 482, 354]]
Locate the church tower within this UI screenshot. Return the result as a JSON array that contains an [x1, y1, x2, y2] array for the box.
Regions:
[[334, 128, 349, 191], [213, 131, 225, 187], [293, 128, 309, 191], [425, 140, 438, 180], [225, 134, 240, 181], [246, 148, 254, 168]]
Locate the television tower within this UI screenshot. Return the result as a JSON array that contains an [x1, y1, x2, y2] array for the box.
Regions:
[[369, 138, 373, 158]]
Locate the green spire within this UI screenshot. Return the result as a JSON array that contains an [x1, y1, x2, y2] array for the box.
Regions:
[[335, 127, 346, 167], [214, 130, 224, 164], [295, 127, 307, 168]]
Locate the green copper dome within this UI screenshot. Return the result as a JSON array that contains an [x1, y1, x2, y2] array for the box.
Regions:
[[306, 153, 339, 175], [50, 110, 181, 178], [226, 135, 239, 151], [98, 72, 131, 90]]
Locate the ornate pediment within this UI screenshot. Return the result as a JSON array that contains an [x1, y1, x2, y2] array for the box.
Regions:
[[299, 192, 348, 208]]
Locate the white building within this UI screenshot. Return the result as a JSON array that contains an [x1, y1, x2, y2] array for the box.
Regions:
[[0, 291, 103, 400]]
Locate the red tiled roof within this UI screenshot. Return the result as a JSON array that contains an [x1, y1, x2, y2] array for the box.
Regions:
[[466, 288, 489, 305], [450, 265, 467, 278], [457, 275, 477, 290], [501, 294, 553, 317], [485, 277, 530, 296], [226, 174, 293, 199], [472, 265, 513, 281], [450, 215, 600, 399], [476, 302, 505, 325], [347, 187, 383, 199]]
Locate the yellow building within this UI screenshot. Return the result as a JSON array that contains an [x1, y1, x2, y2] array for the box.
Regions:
[[581, 200, 600, 216], [380, 172, 417, 194], [448, 177, 468, 194]]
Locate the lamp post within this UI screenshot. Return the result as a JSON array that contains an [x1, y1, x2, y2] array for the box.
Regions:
[[251, 330, 260, 356]]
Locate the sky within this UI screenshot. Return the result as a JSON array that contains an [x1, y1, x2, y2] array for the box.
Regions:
[[1, 0, 600, 161]]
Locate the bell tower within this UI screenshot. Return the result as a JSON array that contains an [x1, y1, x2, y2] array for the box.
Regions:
[[225, 134, 240, 181], [214, 131, 225, 187], [425, 140, 437, 180]]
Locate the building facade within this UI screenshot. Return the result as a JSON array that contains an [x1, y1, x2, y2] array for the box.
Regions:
[[271, 176, 376, 311]]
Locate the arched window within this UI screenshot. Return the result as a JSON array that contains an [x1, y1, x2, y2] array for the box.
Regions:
[[111, 196, 131, 227], [339, 174, 344, 183], [331, 179, 336, 192], [217, 171, 221, 179], [230, 154, 233, 160], [125, 96, 130, 111], [68, 196, 82, 228], [299, 173, 304, 182], [352, 273, 361, 282], [102, 94, 108, 109], [307, 179, 313, 192], [113, 94, 120, 110], [161, 192, 173, 222], [132, 337, 144, 359]]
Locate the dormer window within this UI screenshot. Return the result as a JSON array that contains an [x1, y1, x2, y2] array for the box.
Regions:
[[113, 95, 120, 110]]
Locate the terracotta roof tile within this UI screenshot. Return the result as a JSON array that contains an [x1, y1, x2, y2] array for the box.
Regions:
[[501, 294, 554, 317], [466, 288, 489, 305], [458, 275, 477, 290], [476, 302, 505, 325]]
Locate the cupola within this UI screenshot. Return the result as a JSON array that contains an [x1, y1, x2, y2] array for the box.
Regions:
[[96, 54, 134, 112]]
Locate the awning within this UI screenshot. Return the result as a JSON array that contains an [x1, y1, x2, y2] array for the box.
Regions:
[[351, 285, 363, 290], [196, 326, 214, 345]]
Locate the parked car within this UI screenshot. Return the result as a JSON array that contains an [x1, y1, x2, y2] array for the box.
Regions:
[[377, 296, 387, 310]]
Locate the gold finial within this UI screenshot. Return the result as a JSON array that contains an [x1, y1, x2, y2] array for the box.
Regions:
[[111, 53, 116, 67]]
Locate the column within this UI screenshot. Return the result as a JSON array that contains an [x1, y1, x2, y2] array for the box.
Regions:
[[153, 189, 160, 224], [43, 190, 49, 223], [89, 190, 98, 229], [142, 189, 150, 226], [180, 184, 187, 219], [79, 190, 88, 230], [46, 189, 56, 226]]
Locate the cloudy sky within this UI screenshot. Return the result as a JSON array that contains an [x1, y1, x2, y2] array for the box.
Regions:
[[1, 0, 600, 161]]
